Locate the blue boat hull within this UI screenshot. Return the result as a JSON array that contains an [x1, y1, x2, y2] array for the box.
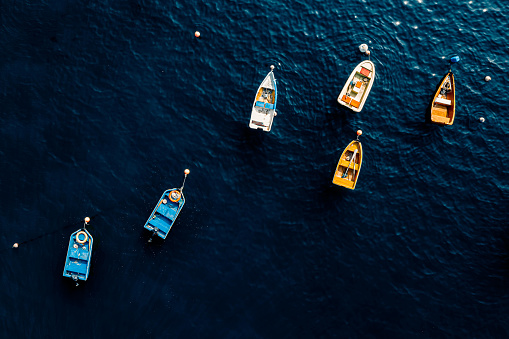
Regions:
[[63, 229, 93, 281], [144, 188, 185, 239]]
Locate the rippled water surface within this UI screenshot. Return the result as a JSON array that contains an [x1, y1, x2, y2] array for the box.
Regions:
[[1, 0, 508, 337]]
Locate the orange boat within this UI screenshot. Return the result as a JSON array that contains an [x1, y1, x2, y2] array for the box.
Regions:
[[430, 72, 455, 125], [332, 134, 363, 190]]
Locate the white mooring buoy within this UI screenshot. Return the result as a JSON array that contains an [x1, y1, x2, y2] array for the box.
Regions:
[[484, 76, 491, 82], [479, 117, 485, 123], [359, 44, 369, 54], [13, 243, 19, 248]]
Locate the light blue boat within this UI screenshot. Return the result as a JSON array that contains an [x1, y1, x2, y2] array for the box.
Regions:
[[144, 169, 190, 241], [63, 217, 93, 285]]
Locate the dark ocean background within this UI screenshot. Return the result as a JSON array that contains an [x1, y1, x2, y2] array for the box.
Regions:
[[1, 0, 508, 337]]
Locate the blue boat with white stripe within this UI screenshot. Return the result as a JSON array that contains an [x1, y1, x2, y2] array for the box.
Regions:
[[63, 217, 93, 285], [144, 169, 190, 241], [249, 65, 278, 132]]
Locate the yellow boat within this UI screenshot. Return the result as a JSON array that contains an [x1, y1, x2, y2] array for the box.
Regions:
[[332, 133, 363, 190], [430, 72, 455, 125]]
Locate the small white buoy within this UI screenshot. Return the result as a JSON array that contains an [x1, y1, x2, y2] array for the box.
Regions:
[[184, 169, 190, 175], [366, 50, 371, 56], [484, 76, 491, 82], [84, 217, 90, 223], [359, 44, 368, 53], [479, 117, 485, 123], [195, 31, 200, 38], [270, 65, 275, 71], [357, 130, 363, 136], [13, 243, 19, 248]]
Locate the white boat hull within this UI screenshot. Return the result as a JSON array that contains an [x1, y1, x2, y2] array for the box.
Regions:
[[249, 70, 277, 132], [337, 60, 375, 113]]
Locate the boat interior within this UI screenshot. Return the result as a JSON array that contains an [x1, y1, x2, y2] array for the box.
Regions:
[[64, 233, 91, 280], [333, 141, 362, 189], [341, 68, 372, 108], [335, 150, 361, 181], [255, 87, 275, 110], [146, 192, 182, 238], [431, 75, 453, 124]]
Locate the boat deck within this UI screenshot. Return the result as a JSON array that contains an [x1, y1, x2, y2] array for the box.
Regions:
[[250, 108, 273, 129]]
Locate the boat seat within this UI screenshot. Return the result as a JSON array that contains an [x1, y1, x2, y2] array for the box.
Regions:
[[69, 248, 89, 261], [432, 105, 448, 117], [265, 103, 274, 109], [251, 120, 266, 127], [435, 97, 451, 106], [149, 216, 171, 234], [360, 67, 371, 77], [341, 95, 352, 104], [332, 176, 355, 189], [355, 81, 362, 88], [432, 115, 450, 124], [66, 260, 88, 275], [350, 99, 361, 108], [339, 159, 360, 170], [255, 101, 265, 108], [157, 202, 178, 221]]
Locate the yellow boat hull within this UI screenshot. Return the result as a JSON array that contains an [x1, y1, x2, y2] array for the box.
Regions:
[[332, 140, 363, 190], [430, 72, 455, 125]]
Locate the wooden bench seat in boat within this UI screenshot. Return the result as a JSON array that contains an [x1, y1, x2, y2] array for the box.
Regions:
[[265, 103, 274, 109], [69, 247, 89, 261], [432, 105, 448, 117], [432, 115, 450, 124], [350, 99, 361, 108], [338, 159, 360, 170], [255, 101, 265, 108], [66, 260, 88, 275], [342, 95, 352, 104], [332, 176, 355, 189], [157, 202, 177, 221], [435, 97, 452, 106], [148, 216, 171, 234]]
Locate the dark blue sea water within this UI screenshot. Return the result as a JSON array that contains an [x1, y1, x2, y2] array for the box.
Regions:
[[1, 0, 508, 337]]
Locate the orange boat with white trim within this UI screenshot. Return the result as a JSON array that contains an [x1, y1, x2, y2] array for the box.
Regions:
[[337, 60, 375, 113], [332, 133, 363, 190], [430, 72, 455, 125]]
